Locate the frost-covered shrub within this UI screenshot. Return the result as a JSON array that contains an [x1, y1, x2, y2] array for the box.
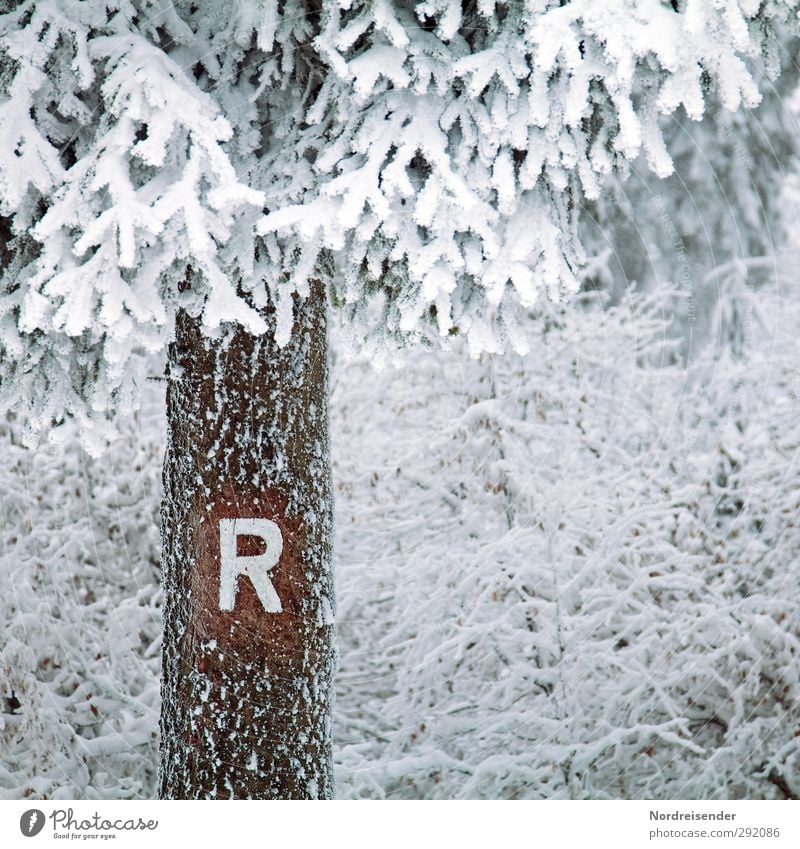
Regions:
[[332, 283, 800, 799], [0, 382, 163, 799]]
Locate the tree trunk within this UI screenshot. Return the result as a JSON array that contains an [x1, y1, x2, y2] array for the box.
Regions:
[[158, 279, 335, 799]]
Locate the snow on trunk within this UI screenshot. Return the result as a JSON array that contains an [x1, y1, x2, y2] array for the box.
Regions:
[[159, 278, 334, 799]]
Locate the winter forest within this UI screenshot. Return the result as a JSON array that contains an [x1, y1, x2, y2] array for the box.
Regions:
[[2, 0, 800, 802]]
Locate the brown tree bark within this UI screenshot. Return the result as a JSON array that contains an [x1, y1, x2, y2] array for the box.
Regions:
[[158, 279, 335, 799]]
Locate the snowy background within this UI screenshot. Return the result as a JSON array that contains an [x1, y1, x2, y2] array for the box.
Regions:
[[3, 14, 800, 799], [3, 263, 800, 798]]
